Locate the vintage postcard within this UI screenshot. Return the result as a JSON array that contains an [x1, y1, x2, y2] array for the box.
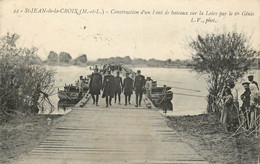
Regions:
[[0, 0, 259, 163]]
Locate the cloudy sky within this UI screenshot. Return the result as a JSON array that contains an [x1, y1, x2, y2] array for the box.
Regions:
[[0, 0, 259, 60]]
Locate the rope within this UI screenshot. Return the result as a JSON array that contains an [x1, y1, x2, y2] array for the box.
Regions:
[[173, 92, 205, 98], [63, 92, 73, 100], [170, 86, 201, 92], [156, 79, 182, 84]]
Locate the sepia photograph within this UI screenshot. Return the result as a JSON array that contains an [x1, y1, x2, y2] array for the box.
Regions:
[[0, 0, 259, 163]]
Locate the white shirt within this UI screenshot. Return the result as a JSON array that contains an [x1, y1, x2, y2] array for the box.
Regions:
[[78, 79, 84, 89], [231, 87, 239, 102], [249, 82, 259, 104], [145, 80, 152, 90]]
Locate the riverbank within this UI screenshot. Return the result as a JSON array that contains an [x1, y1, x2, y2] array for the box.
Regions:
[[0, 114, 64, 164], [166, 114, 259, 163]]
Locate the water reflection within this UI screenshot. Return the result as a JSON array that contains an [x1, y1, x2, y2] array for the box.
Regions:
[[57, 100, 78, 112]]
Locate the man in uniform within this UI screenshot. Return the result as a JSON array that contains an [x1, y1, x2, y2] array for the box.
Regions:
[[102, 70, 115, 107], [240, 82, 251, 128], [248, 75, 259, 129], [134, 70, 145, 107], [89, 69, 102, 106], [114, 71, 123, 105], [122, 72, 133, 106]]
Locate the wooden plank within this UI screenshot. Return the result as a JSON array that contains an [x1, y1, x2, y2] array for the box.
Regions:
[[143, 94, 157, 109], [75, 90, 91, 107]]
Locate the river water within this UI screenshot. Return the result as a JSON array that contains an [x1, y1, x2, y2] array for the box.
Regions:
[[46, 66, 259, 116]]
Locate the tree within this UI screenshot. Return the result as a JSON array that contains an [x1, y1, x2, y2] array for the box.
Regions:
[[123, 56, 132, 64], [0, 33, 55, 120], [166, 59, 172, 65], [47, 51, 59, 62], [189, 32, 257, 114], [73, 54, 87, 64], [59, 52, 72, 63]]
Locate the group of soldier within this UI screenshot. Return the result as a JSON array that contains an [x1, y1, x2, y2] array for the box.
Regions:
[[221, 75, 259, 131], [88, 68, 146, 107]]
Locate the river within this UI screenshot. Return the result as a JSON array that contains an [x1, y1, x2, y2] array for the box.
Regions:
[[46, 66, 259, 116]]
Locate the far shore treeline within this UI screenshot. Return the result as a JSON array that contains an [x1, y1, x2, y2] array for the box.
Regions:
[[45, 51, 260, 69]]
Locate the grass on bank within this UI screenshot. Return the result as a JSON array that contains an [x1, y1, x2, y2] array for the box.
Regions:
[[0, 114, 63, 164], [166, 114, 259, 163]]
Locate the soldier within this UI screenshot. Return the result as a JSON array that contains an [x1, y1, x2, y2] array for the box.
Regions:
[[114, 71, 123, 105], [102, 70, 115, 107], [248, 76, 259, 129], [160, 85, 168, 113], [89, 69, 102, 106], [122, 72, 133, 106], [241, 82, 251, 128], [134, 70, 145, 107]]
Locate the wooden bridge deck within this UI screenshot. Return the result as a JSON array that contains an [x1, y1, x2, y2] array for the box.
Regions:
[[16, 95, 207, 164]]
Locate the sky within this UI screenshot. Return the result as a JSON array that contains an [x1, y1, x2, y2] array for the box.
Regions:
[[0, 0, 259, 61]]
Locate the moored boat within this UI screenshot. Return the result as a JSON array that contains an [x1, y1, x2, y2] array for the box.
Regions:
[[147, 81, 173, 110], [58, 78, 89, 101]]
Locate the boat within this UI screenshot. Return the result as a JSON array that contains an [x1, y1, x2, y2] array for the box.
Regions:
[[147, 81, 173, 111], [57, 99, 78, 111], [58, 78, 89, 101]]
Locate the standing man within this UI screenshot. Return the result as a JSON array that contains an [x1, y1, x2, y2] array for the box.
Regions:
[[161, 85, 168, 114], [102, 70, 115, 107], [248, 75, 259, 129], [134, 70, 145, 107], [240, 82, 251, 128], [89, 69, 102, 106], [145, 77, 153, 98], [248, 75, 259, 90], [122, 72, 133, 106], [78, 76, 84, 98], [114, 71, 123, 105]]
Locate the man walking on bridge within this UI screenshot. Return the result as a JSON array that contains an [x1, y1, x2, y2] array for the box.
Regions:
[[114, 71, 123, 105], [123, 72, 133, 106], [134, 70, 145, 107], [89, 69, 102, 106], [102, 70, 115, 107]]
